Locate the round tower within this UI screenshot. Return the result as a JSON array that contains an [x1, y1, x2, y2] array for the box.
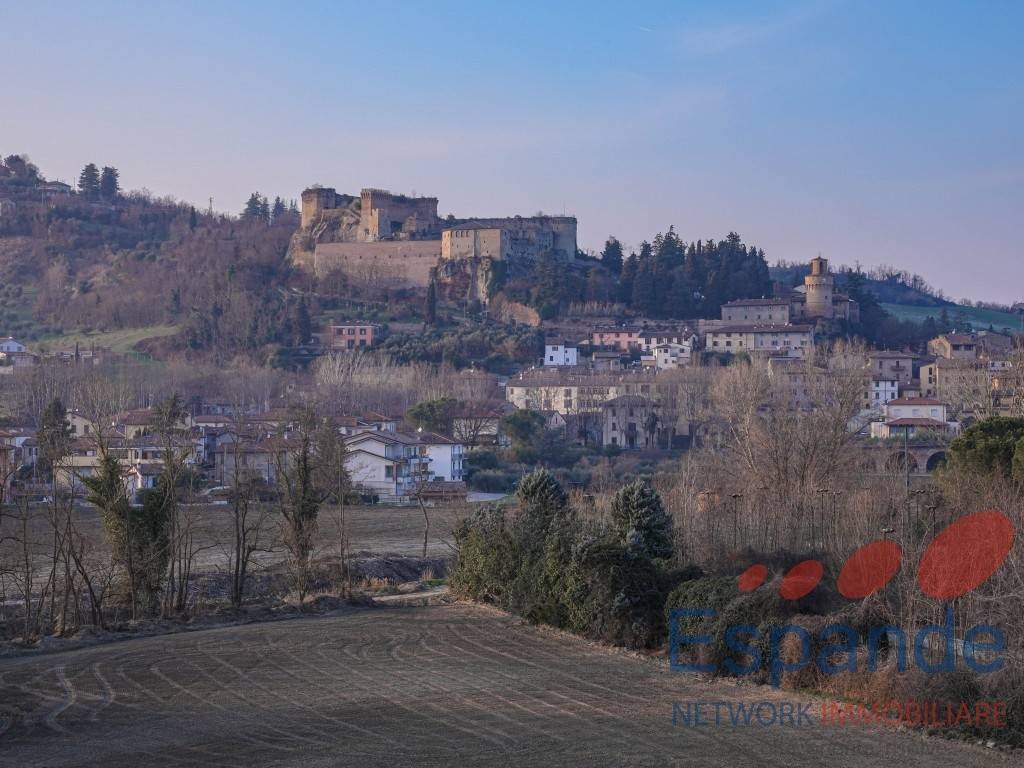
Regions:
[[804, 256, 834, 319]]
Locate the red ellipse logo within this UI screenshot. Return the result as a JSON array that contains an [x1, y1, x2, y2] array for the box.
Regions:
[[780, 560, 823, 600], [917, 509, 1015, 599], [837, 540, 902, 599], [738, 564, 768, 592]]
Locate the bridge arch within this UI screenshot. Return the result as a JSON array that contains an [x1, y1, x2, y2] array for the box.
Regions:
[[925, 451, 947, 472]]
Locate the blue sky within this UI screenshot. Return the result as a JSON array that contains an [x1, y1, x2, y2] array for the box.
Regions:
[[2, 1, 1022, 303]]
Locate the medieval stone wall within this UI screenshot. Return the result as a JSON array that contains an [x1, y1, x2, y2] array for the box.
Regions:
[[313, 241, 441, 289]]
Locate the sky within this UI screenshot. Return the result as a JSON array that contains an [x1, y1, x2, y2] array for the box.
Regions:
[[2, 1, 1022, 303]]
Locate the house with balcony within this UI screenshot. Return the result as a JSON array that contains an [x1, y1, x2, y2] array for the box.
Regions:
[[869, 397, 960, 439], [344, 431, 433, 499], [868, 350, 915, 385]]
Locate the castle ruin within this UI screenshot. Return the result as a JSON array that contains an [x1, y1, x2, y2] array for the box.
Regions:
[[291, 185, 578, 301]]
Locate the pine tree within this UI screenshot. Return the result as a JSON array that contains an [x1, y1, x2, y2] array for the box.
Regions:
[[609, 481, 672, 559], [631, 260, 657, 315], [271, 196, 286, 221], [618, 253, 638, 304], [78, 163, 100, 198], [99, 166, 120, 200], [242, 192, 263, 220], [600, 237, 624, 274], [665, 267, 695, 318], [37, 398, 72, 476], [293, 297, 312, 344]]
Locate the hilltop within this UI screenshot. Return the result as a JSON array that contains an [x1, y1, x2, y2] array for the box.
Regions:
[[2, 153, 1019, 369], [0, 154, 306, 363]]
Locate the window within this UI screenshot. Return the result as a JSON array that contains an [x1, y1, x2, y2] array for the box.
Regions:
[[385, 465, 393, 478], [359, 328, 367, 335]]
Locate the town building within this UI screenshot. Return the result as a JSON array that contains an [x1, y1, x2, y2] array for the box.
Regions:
[[928, 333, 977, 361], [325, 323, 379, 351], [869, 398, 960, 439], [641, 342, 692, 370], [721, 298, 791, 324], [866, 376, 900, 410], [868, 351, 915, 386], [705, 324, 814, 358], [544, 340, 578, 366], [0, 337, 26, 354], [601, 395, 661, 450], [591, 326, 641, 352], [505, 369, 659, 415]]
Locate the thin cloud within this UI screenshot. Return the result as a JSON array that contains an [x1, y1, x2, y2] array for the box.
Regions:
[[676, 2, 828, 56]]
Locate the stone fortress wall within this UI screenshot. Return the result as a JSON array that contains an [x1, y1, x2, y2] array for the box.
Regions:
[[296, 185, 578, 294], [313, 241, 441, 288]]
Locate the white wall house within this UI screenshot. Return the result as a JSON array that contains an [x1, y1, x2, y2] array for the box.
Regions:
[[867, 376, 900, 409], [418, 433, 465, 481], [544, 342, 578, 366], [642, 341, 693, 370], [869, 398, 960, 439], [344, 431, 431, 499], [0, 337, 26, 354]]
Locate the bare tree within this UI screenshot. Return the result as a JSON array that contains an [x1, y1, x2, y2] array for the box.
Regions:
[[274, 408, 325, 604], [224, 417, 273, 608]]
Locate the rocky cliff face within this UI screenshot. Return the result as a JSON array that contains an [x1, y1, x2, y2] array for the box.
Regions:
[[433, 256, 495, 304], [287, 198, 362, 269]]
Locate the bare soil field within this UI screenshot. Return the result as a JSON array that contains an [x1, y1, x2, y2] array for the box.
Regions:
[[0, 603, 1011, 767]]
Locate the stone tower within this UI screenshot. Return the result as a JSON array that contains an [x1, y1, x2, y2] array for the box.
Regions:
[[301, 187, 336, 229], [804, 256, 834, 319]]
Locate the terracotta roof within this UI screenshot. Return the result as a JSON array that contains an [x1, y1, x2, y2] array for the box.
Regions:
[[887, 397, 943, 406], [722, 297, 790, 307], [938, 333, 975, 345], [116, 409, 154, 426], [868, 350, 914, 358], [886, 418, 948, 427], [709, 324, 813, 334]]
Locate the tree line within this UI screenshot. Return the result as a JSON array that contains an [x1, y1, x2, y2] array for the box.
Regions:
[[496, 229, 772, 321]]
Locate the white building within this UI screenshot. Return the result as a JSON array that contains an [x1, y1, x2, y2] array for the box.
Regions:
[[418, 432, 465, 482], [641, 341, 693, 370], [0, 337, 26, 354], [544, 342, 578, 366], [344, 431, 431, 499], [869, 398, 960, 439], [343, 430, 465, 498], [867, 376, 900, 409]]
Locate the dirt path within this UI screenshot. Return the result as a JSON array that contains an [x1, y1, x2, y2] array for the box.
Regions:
[[0, 603, 1010, 767]]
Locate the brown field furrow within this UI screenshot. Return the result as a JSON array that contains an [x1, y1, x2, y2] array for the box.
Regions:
[[0, 603, 1014, 768]]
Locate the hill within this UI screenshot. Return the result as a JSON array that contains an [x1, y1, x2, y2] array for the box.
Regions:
[[882, 302, 1022, 333], [0, 154, 307, 362]]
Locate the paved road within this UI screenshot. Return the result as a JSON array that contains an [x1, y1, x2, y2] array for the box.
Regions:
[[0, 605, 1010, 767]]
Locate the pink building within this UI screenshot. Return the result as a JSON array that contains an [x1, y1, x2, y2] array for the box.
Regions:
[[328, 324, 379, 351], [591, 326, 641, 352]]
